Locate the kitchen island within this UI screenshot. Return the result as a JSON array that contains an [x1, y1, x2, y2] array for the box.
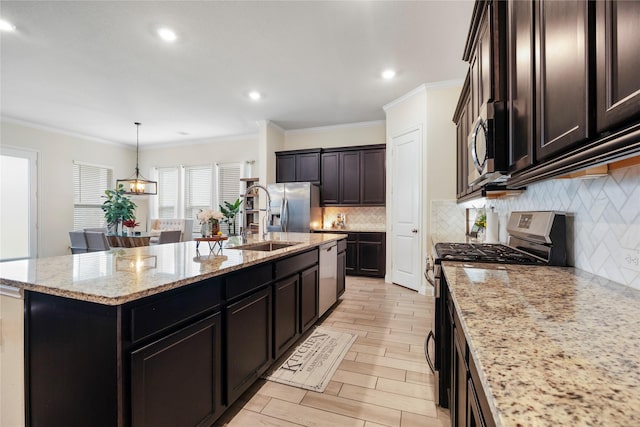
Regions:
[[442, 261, 640, 426], [0, 232, 346, 427]]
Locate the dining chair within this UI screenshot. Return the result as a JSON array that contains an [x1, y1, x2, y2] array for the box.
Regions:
[[156, 230, 182, 245], [69, 231, 89, 254], [85, 231, 111, 252]]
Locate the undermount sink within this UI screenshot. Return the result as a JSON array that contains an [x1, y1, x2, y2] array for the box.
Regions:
[[230, 241, 300, 252]]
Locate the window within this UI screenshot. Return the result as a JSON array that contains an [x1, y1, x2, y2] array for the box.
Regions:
[[73, 162, 112, 230], [156, 167, 180, 219], [184, 165, 214, 233], [216, 163, 242, 235]]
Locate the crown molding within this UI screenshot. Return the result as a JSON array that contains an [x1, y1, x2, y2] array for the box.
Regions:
[[383, 79, 464, 111], [1, 116, 129, 148], [143, 132, 259, 150], [285, 120, 386, 136]]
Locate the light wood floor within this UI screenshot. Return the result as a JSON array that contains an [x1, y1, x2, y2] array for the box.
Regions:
[[215, 276, 451, 427]]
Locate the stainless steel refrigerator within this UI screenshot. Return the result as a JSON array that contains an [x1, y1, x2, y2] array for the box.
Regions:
[[266, 182, 322, 232]]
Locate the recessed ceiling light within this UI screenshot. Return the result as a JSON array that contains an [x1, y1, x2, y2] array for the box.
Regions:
[[249, 91, 261, 101], [157, 27, 177, 42], [0, 19, 16, 32], [382, 69, 396, 80]]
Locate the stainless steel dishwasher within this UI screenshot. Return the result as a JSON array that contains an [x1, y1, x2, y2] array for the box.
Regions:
[[318, 241, 337, 317]]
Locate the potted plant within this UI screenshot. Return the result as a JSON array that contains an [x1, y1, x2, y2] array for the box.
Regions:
[[102, 184, 137, 235], [220, 199, 242, 236]]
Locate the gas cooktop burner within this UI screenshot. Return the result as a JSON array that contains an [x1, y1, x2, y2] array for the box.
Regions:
[[435, 242, 545, 265]]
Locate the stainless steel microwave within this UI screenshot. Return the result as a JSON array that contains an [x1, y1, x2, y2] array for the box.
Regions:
[[467, 101, 508, 186]]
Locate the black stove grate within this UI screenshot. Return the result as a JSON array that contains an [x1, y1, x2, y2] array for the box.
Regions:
[[434, 242, 545, 265]]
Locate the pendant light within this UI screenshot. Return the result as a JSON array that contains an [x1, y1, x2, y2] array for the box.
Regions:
[[116, 122, 157, 195]]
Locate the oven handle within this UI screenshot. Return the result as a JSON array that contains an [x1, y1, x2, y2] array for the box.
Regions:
[[424, 331, 435, 374], [425, 259, 436, 287]]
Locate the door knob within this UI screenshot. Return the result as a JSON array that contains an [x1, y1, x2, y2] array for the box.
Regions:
[[412, 229, 418, 233]]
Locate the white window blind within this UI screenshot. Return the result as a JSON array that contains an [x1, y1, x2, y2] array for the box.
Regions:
[[73, 162, 112, 230], [156, 167, 179, 219], [217, 163, 242, 235], [184, 165, 214, 233]]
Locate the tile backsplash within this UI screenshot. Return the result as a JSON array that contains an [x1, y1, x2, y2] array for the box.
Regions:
[[322, 207, 386, 230], [489, 164, 640, 290], [429, 165, 640, 289]]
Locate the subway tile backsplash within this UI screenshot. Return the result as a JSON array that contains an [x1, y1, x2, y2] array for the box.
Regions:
[[429, 165, 640, 289]]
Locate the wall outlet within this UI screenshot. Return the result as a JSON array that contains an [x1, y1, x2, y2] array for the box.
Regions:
[[620, 248, 640, 272]]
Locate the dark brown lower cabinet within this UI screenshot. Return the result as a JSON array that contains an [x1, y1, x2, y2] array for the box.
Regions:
[[358, 233, 385, 277], [273, 275, 300, 359], [131, 313, 223, 427], [300, 265, 319, 333], [226, 287, 273, 404], [446, 284, 494, 427]]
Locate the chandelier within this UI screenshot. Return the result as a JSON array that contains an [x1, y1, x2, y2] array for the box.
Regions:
[[116, 122, 157, 195]]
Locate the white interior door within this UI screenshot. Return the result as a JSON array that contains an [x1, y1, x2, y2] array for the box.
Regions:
[[391, 129, 421, 291]]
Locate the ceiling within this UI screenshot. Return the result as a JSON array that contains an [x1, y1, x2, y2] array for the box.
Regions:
[[0, 1, 473, 146]]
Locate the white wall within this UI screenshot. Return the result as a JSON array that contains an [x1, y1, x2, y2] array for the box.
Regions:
[[283, 121, 386, 151], [0, 120, 135, 257]]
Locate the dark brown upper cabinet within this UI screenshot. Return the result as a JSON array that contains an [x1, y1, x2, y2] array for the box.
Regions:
[[320, 145, 386, 206], [275, 149, 321, 183], [596, 0, 640, 133], [534, 0, 591, 161], [507, 0, 535, 171], [454, 74, 472, 199]]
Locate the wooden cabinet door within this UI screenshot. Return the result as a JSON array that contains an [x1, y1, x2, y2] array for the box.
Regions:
[[535, 0, 590, 160], [296, 151, 321, 182], [456, 88, 471, 198], [345, 233, 358, 275], [452, 327, 468, 427], [226, 287, 272, 404], [131, 313, 223, 427], [357, 233, 386, 278], [596, 0, 640, 133], [508, 0, 535, 172], [320, 152, 339, 205], [478, 13, 492, 108], [273, 275, 300, 359], [299, 265, 319, 333], [360, 148, 386, 205], [339, 151, 361, 204], [276, 154, 296, 183], [337, 250, 346, 298]]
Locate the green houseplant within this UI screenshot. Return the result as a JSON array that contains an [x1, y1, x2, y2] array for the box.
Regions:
[[219, 199, 242, 236], [101, 184, 137, 235]]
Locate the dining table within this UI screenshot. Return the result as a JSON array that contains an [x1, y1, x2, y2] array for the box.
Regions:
[[106, 232, 152, 248]]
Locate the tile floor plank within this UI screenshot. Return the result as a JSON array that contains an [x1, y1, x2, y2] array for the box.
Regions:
[[301, 392, 401, 427], [261, 398, 366, 427], [338, 384, 438, 417]]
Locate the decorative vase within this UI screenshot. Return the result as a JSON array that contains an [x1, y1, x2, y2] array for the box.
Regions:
[[201, 222, 211, 237], [210, 219, 220, 236]]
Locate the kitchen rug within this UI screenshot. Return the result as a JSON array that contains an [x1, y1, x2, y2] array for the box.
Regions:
[[263, 327, 357, 392]]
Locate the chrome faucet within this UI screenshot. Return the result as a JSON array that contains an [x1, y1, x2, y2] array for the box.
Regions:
[[241, 184, 272, 242]]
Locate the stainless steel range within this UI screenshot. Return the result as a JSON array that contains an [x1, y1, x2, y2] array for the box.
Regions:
[[424, 211, 567, 409]]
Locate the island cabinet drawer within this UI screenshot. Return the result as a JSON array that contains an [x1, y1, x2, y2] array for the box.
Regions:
[[274, 249, 318, 280], [225, 263, 273, 301], [129, 279, 222, 344]]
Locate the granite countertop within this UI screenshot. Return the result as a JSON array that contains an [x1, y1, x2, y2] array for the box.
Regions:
[[313, 226, 386, 233], [442, 261, 640, 426], [0, 232, 345, 306]]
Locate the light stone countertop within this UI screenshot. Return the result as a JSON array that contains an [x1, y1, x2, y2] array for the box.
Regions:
[[313, 226, 386, 233], [0, 232, 345, 306], [442, 261, 640, 427]]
